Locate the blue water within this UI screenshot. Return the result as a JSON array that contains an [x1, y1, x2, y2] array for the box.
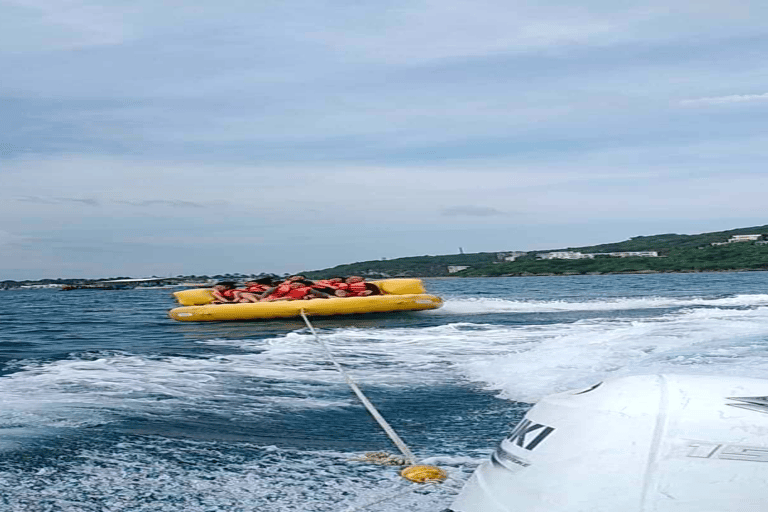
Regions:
[[3, 273, 768, 511]]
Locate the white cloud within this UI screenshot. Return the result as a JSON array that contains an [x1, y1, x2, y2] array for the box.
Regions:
[[16, 196, 100, 206], [3, 1, 768, 278], [441, 206, 506, 217], [0, 230, 19, 247], [115, 199, 215, 209], [0, 0, 135, 51], [680, 92, 768, 106]]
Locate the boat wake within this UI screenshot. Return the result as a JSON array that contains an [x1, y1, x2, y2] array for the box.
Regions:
[[433, 294, 768, 314]]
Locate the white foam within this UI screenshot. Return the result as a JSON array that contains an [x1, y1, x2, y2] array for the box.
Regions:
[[5, 296, 768, 432], [457, 306, 768, 402], [434, 294, 768, 314], [205, 304, 768, 404], [0, 349, 353, 431], [0, 438, 467, 512]]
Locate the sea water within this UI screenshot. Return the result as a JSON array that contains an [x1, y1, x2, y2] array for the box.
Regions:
[[2, 272, 768, 511]]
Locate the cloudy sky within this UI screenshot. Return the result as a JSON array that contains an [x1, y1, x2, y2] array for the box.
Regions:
[[3, 1, 768, 279]]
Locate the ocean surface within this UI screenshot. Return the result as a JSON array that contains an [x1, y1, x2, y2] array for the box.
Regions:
[[3, 272, 768, 511]]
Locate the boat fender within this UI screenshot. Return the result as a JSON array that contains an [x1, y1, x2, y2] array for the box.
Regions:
[[400, 465, 447, 483]]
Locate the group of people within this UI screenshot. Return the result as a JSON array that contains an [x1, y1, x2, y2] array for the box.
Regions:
[[210, 275, 381, 304]]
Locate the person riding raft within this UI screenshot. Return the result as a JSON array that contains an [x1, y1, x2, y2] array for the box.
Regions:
[[211, 282, 240, 303], [260, 276, 334, 301], [211, 276, 381, 304]]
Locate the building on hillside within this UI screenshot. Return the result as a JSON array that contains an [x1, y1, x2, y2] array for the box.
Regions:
[[497, 251, 527, 261], [729, 234, 763, 242], [594, 251, 660, 258], [537, 251, 659, 260], [447, 265, 470, 273], [711, 234, 763, 246], [537, 252, 595, 260]]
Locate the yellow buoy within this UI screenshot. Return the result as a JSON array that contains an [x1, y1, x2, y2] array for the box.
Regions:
[[400, 465, 447, 483]]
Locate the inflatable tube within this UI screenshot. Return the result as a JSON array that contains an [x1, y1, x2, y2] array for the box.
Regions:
[[449, 374, 768, 512], [169, 278, 442, 322]]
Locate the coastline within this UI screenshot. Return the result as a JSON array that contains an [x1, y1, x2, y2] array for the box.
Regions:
[[470, 268, 768, 278], [4, 266, 768, 290]]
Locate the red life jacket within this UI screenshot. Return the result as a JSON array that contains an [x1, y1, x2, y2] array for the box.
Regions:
[[312, 280, 344, 292], [275, 283, 292, 295], [287, 286, 311, 299], [245, 284, 268, 293], [263, 283, 292, 300], [220, 289, 237, 299], [347, 281, 367, 296]]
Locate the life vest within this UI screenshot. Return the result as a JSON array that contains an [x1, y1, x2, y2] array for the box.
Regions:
[[219, 289, 237, 299], [275, 283, 292, 295], [286, 285, 311, 299], [312, 280, 346, 293], [346, 281, 368, 296], [245, 284, 268, 293], [263, 283, 292, 300]]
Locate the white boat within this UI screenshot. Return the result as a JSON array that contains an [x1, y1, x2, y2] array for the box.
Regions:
[[449, 374, 768, 512]]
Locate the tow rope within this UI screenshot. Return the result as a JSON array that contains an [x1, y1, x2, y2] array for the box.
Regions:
[[299, 310, 446, 484]]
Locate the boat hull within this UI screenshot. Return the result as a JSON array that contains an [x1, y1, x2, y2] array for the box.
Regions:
[[450, 374, 768, 512]]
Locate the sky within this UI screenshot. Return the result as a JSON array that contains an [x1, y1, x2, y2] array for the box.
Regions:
[[2, 0, 768, 279]]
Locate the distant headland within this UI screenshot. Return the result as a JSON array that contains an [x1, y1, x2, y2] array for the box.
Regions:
[[301, 224, 768, 279], [4, 224, 768, 289]]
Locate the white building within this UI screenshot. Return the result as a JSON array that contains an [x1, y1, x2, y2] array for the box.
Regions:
[[711, 234, 763, 246], [498, 251, 527, 262], [447, 265, 470, 273], [595, 251, 659, 258], [729, 234, 763, 242], [538, 251, 659, 260], [537, 252, 595, 260]]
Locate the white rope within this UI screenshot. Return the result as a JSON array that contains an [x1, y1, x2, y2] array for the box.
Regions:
[[300, 310, 417, 465]]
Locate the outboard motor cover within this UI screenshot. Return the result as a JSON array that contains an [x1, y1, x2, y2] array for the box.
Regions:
[[450, 374, 768, 512]]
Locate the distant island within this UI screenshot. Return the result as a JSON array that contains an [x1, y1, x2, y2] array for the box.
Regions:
[[302, 224, 768, 279], [4, 224, 768, 289]]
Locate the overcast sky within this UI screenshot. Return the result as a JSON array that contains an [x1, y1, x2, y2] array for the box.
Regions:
[[3, 1, 768, 279]]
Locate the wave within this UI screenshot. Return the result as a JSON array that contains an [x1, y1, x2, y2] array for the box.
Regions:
[[0, 439, 467, 511], [432, 294, 768, 314], [4, 302, 768, 433], [207, 305, 768, 402], [456, 306, 768, 402], [0, 349, 353, 434]]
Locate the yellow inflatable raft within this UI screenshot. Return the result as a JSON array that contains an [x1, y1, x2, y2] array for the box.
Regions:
[[168, 278, 443, 322]]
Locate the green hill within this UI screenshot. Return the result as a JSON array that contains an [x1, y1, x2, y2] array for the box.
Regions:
[[302, 225, 768, 278], [567, 224, 768, 252], [303, 252, 499, 279]]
